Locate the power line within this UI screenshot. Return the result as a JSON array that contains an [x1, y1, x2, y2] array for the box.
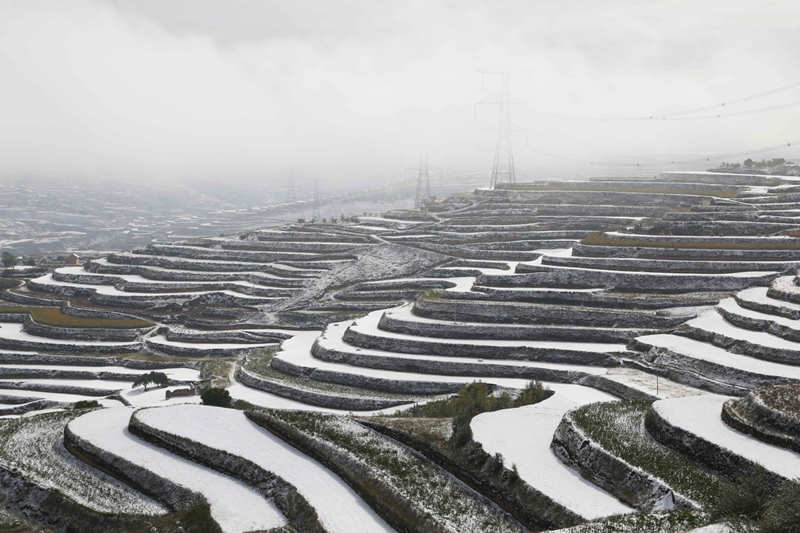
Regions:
[[477, 72, 517, 188], [520, 80, 800, 122]]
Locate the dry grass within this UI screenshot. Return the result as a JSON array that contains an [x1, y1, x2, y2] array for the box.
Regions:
[[0, 306, 153, 328], [755, 384, 800, 419]]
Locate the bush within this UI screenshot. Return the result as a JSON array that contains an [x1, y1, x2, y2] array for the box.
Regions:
[[401, 381, 550, 421], [201, 387, 231, 407], [131, 371, 169, 390], [711, 474, 800, 533], [71, 400, 101, 410], [1, 252, 17, 268], [760, 479, 800, 533]]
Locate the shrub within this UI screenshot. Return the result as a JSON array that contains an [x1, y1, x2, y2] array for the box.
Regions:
[[401, 381, 550, 421], [760, 479, 800, 533], [131, 371, 169, 390], [711, 473, 800, 532], [1, 252, 17, 268], [201, 387, 232, 407], [71, 400, 101, 410]]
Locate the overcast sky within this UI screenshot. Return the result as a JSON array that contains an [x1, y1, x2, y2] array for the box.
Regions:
[[2, 0, 799, 189]]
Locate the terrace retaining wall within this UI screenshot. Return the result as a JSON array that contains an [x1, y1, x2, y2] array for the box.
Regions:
[[630, 341, 796, 394], [129, 410, 325, 533], [379, 312, 647, 344], [551, 411, 697, 512], [412, 298, 683, 328], [235, 367, 407, 411], [342, 326, 622, 365], [270, 355, 465, 394], [645, 404, 787, 490]]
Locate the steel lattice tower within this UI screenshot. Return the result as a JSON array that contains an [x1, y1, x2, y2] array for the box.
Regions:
[[489, 73, 516, 188]]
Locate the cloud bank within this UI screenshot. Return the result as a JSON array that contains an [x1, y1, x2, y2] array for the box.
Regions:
[[1, 0, 799, 188]]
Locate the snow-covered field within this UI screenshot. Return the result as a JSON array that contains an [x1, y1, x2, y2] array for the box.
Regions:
[[639, 333, 800, 380], [68, 407, 287, 532], [135, 405, 394, 532], [652, 394, 800, 479], [471, 385, 633, 520]]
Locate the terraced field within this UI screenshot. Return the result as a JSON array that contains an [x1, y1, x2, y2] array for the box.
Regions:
[[2, 170, 800, 531]]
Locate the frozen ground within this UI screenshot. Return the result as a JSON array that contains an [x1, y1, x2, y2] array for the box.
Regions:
[[638, 333, 800, 380], [68, 407, 286, 532], [652, 394, 800, 479], [136, 405, 395, 533], [471, 384, 633, 519]]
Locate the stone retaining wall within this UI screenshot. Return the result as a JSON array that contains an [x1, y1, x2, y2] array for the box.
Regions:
[[0, 350, 199, 370], [342, 326, 623, 365], [129, 409, 325, 533], [413, 297, 683, 328], [145, 243, 351, 263], [311, 339, 593, 382], [22, 316, 151, 342], [270, 355, 466, 394], [573, 243, 800, 261], [720, 390, 800, 453], [551, 410, 697, 512], [235, 367, 407, 410], [63, 422, 211, 515], [489, 267, 771, 292], [543, 255, 796, 273], [379, 312, 646, 344], [627, 343, 780, 395], [0, 333, 140, 354], [676, 325, 800, 366], [88, 259, 308, 287], [244, 410, 447, 533], [645, 404, 787, 490]]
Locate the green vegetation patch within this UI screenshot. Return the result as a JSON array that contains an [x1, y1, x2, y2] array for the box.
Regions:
[[554, 509, 704, 533], [581, 232, 800, 250], [0, 279, 21, 290], [365, 382, 578, 531], [572, 401, 733, 508], [400, 381, 552, 419], [264, 409, 524, 532], [0, 410, 164, 515], [0, 305, 153, 329]]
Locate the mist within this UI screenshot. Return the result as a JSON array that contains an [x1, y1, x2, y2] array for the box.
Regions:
[[2, 0, 799, 190]]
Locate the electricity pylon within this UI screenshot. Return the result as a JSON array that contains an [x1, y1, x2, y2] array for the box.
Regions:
[[477, 72, 517, 189], [490, 73, 516, 188]]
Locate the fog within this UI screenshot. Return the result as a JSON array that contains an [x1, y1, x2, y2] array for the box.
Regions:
[[1, 0, 799, 190]]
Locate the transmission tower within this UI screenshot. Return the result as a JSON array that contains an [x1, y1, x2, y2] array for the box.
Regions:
[[414, 153, 432, 209], [489, 73, 516, 188], [312, 179, 320, 221]]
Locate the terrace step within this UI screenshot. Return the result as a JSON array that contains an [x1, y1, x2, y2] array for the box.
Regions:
[[735, 286, 800, 319], [676, 308, 800, 365], [412, 297, 686, 328], [572, 243, 800, 261], [542, 255, 796, 273], [342, 307, 625, 364], [379, 307, 656, 343], [485, 264, 775, 292], [633, 334, 800, 392], [646, 395, 800, 488]]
